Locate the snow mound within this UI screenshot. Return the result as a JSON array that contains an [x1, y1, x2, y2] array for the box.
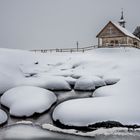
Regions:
[[103, 75, 120, 85], [1, 86, 57, 117], [0, 72, 15, 94], [64, 76, 77, 86], [17, 75, 71, 91], [0, 124, 50, 139], [0, 109, 8, 125], [74, 76, 106, 91], [44, 76, 71, 90]]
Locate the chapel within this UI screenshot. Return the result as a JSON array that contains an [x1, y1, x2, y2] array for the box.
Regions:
[[96, 11, 140, 47]]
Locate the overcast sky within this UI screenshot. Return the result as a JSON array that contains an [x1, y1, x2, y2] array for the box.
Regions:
[[0, 0, 140, 50]]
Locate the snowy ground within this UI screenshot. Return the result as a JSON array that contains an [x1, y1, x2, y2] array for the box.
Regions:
[[0, 47, 140, 138]]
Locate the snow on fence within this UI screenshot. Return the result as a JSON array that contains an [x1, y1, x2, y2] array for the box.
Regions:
[[30, 44, 139, 53]]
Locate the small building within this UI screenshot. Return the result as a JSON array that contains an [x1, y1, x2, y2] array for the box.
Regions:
[[96, 11, 140, 48]]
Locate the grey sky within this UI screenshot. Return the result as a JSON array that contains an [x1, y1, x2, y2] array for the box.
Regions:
[[0, 0, 140, 50]]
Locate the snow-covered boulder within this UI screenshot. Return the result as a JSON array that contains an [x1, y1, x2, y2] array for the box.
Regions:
[[44, 76, 71, 91], [74, 77, 95, 91], [0, 124, 50, 139], [1, 86, 57, 117], [74, 76, 106, 91], [103, 75, 120, 85], [0, 109, 8, 125], [16, 75, 71, 91], [64, 76, 77, 86], [52, 97, 131, 127]]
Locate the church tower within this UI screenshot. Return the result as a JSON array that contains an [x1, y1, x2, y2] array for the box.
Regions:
[[118, 10, 126, 28]]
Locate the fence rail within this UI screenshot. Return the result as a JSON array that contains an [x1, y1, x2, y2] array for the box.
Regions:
[[30, 45, 98, 53], [30, 44, 140, 53]]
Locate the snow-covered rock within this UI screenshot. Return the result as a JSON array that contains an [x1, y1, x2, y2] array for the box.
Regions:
[[44, 76, 71, 90], [0, 124, 50, 139], [1, 86, 57, 117], [16, 75, 71, 91], [74, 76, 106, 91], [74, 77, 95, 91], [0, 109, 8, 125], [103, 75, 120, 85], [64, 76, 77, 86]]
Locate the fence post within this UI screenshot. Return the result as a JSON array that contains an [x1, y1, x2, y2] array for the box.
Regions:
[[76, 41, 79, 52]]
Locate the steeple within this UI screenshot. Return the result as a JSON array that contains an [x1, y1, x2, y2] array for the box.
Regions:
[[118, 9, 126, 28]]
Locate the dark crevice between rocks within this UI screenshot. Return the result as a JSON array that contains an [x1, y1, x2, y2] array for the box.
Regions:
[[1, 101, 57, 119], [0, 106, 9, 128], [53, 120, 140, 132], [88, 121, 123, 129], [49, 88, 72, 92], [53, 119, 96, 132]]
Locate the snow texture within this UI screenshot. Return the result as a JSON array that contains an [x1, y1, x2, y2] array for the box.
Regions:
[[1, 86, 57, 117]]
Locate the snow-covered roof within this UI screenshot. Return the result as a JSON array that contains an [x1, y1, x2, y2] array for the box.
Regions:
[[112, 22, 140, 41]]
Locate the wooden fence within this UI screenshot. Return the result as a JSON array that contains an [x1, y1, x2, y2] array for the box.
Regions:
[[30, 45, 98, 53], [30, 44, 140, 53]]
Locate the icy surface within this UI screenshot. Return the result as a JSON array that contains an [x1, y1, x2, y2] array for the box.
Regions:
[[1, 86, 57, 117]]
